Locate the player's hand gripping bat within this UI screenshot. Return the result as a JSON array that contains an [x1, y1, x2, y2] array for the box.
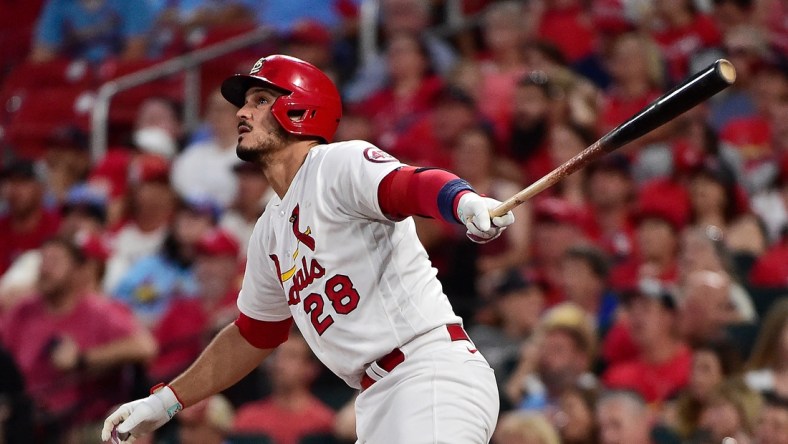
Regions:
[[490, 59, 737, 218]]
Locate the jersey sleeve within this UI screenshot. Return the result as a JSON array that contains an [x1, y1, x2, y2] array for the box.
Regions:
[[321, 142, 407, 221], [236, 218, 292, 322]]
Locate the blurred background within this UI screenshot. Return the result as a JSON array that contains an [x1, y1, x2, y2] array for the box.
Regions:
[[0, 0, 787, 443]]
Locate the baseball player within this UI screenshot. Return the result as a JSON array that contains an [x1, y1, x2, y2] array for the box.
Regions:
[[102, 55, 514, 443]]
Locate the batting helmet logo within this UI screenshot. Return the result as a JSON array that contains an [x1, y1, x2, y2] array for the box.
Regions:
[[221, 55, 342, 142]]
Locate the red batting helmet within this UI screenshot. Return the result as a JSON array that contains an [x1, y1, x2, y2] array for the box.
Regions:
[[221, 55, 342, 142]]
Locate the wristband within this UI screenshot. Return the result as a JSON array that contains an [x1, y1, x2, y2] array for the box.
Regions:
[[150, 383, 184, 418]]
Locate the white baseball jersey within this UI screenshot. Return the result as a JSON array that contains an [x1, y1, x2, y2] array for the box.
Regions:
[[237, 140, 462, 389]]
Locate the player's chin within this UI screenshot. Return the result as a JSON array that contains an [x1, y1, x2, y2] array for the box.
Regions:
[[236, 143, 259, 162]]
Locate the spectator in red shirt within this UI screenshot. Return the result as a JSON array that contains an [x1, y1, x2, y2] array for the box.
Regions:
[[232, 329, 336, 444], [649, 0, 722, 84], [748, 233, 788, 288], [355, 31, 443, 152], [149, 229, 241, 382], [0, 159, 60, 275], [476, 1, 529, 136], [536, 0, 597, 63], [602, 279, 692, 404], [0, 237, 156, 441]]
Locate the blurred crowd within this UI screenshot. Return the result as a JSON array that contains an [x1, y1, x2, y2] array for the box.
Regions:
[[0, 0, 788, 443]]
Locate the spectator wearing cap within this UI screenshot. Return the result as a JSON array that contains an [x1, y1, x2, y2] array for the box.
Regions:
[[469, 269, 546, 408], [688, 158, 768, 261], [149, 229, 240, 382], [232, 329, 336, 444], [0, 159, 61, 276], [505, 303, 598, 413], [171, 88, 242, 209], [581, 154, 637, 263], [0, 183, 109, 311], [559, 244, 618, 337], [101, 154, 177, 293], [353, 31, 444, 153], [220, 162, 273, 256], [755, 391, 788, 444], [42, 126, 92, 206], [602, 279, 692, 404], [0, 237, 156, 440], [608, 191, 684, 293], [531, 197, 587, 306], [281, 19, 336, 77], [110, 194, 219, 328]]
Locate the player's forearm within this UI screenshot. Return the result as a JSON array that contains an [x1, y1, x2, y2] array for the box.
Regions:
[[169, 323, 274, 407], [378, 167, 473, 223]]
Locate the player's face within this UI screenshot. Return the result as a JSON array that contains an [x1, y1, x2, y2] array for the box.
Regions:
[[235, 87, 289, 163]]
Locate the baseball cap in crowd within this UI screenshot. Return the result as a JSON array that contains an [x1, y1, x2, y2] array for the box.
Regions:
[[0, 159, 39, 182], [533, 197, 584, 226], [539, 302, 598, 356], [182, 195, 222, 223], [46, 125, 89, 151], [127, 153, 171, 186], [62, 184, 108, 223], [73, 231, 112, 262], [493, 268, 545, 297], [633, 188, 687, 232], [285, 20, 332, 47], [586, 153, 631, 177], [196, 229, 240, 258]]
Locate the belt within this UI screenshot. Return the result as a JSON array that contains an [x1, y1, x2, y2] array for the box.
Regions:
[[360, 324, 471, 391]]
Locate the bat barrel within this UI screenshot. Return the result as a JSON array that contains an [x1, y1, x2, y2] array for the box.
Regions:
[[601, 59, 736, 151]]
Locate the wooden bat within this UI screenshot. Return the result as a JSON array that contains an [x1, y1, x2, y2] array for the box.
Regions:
[[490, 59, 736, 217]]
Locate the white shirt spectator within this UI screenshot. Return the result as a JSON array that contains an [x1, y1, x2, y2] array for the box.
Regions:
[[170, 141, 241, 209]]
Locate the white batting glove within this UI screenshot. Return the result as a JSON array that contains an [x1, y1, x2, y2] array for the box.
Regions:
[[101, 385, 182, 443], [456, 193, 515, 244]]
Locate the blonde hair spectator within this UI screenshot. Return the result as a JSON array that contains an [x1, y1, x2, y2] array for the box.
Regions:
[[494, 411, 561, 444]]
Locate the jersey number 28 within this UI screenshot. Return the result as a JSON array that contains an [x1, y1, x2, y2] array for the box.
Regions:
[[303, 274, 360, 335]]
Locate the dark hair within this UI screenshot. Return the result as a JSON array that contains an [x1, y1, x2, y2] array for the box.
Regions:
[[42, 237, 86, 265], [694, 336, 744, 377], [564, 244, 611, 280]]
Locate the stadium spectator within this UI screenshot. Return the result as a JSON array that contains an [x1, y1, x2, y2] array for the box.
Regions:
[[41, 126, 92, 206], [506, 303, 598, 412], [111, 195, 219, 327], [232, 330, 336, 444], [171, 89, 243, 209], [130, 95, 184, 160], [470, 269, 546, 407], [559, 244, 618, 337], [493, 411, 561, 444], [452, 125, 531, 283], [602, 279, 691, 404], [647, 0, 722, 85], [530, 197, 587, 304], [678, 270, 747, 348], [546, 123, 595, 207], [581, 155, 636, 264], [0, 237, 156, 441], [343, 0, 458, 103], [475, 2, 529, 134], [662, 336, 745, 440], [219, 162, 272, 256], [354, 31, 443, 152], [535, 0, 597, 64], [745, 299, 788, 397], [30, 0, 155, 64], [711, 0, 757, 34], [696, 379, 762, 444], [755, 391, 788, 444], [550, 384, 599, 444], [279, 19, 337, 76], [0, 159, 60, 277], [101, 154, 176, 293], [596, 390, 653, 444], [0, 183, 109, 311], [148, 229, 241, 382], [748, 232, 788, 288]]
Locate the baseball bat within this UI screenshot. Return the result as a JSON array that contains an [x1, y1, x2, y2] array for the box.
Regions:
[[490, 59, 736, 217]]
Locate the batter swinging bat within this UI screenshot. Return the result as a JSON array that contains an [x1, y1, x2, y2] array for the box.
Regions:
[[490, 59, 737, 218]]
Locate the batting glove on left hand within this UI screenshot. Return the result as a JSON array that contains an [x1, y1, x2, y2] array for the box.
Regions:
[[456, 193, 515, 244]]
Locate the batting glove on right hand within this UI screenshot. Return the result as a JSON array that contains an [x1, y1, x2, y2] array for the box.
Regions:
[[101, 385, 182, 443], [456, 193, 515, 244]]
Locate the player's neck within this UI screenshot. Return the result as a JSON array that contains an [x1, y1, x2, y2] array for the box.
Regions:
[[263, 141, 318, 198]]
